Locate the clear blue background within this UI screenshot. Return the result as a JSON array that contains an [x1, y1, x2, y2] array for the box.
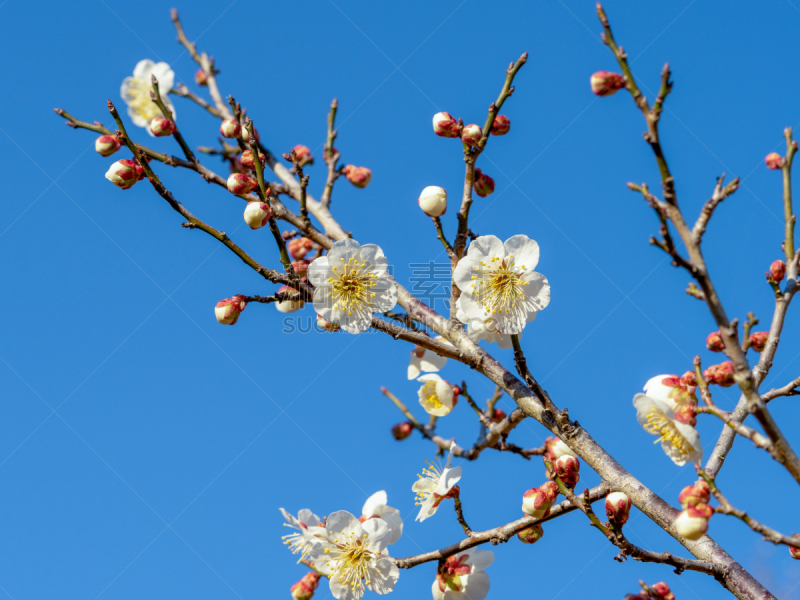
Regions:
[[1, 0, 799, 598]]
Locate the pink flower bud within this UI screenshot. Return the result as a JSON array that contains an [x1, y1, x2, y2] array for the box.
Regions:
[[243, 201, 273, 230], [590, 71, 625, 96], [227, 173, 257, 195], [554, 455, 580, 488], [461, 124, 483, 146], [675, 503, 713, 540], [95, 134, 121, 157], [293, 144, 314, 166], [288, 237, 314, 260], [605, 491, 632, 526], [544, 436, 576, 463], [343, 165, 372, 188], [521, 481, 559, 519], [292, 259, 310, 280], [491, 115, 510, 136], [790, 535, 800, 560], [149, 117, 176, 137], [418, 186, 447, 217], [678, 480, 710, 509], [650, 582, 674, 600], [215, 294, 247, 325], [194, 68, 208, 86], [275, 285, 304, 313], [706, 331, 725, 352], [290, 571, 321, 600], [674, 401, 697, 426], [748, 331, 768, 352], [220, 118, 242, 139], [517, 522, 544, 544], [680, 370, 697, 387], [432, 112, 459, 138], [765, 152, 784, 170], [317, 313, 341, 332], [770, 259, 786, 283], [105, 159, 143, 190], [490, 408, 506, 423], [704, 361, 735, 387], [391, 421, 413, 440], [473, 168, 495, 198], [241, 149, 266, 170], [241, 126, 260, 145]]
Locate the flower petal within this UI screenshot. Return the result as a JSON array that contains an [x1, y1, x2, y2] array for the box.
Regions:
[[379, 507, 404, 545], [419, 350, 448, 373], [370, 278, 398, 313], [327, 239, 363, 266], [326, 510, 362, 540], [463, 549, 494, 572], [330, 572, 365, 600], [339, 306, 373, 334], [417, 373, 443, 383], [132, 59, 155, 79], [362, 517, 392, 553], [458, 571, 491, 600], [435, 466, 462, 495], [367, 558, 399, 595], [503, 234, 540, 271], [453, 254, 479, 292], [297, 508, 320, 527], [359, 243, 389, 278], [307, 256, 333, 287], [408, 355, 422, 380], [312, 285, 342, 322], [465, 235, 504, 261], [150, 62, 174, 91], [362, 491, 387, 516]]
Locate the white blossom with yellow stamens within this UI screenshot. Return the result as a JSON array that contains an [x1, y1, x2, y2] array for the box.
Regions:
[[412, 442, 462, 522], [279, 507, 328, 561], [308, 239, 397, 334], [310, 510, 399, 600], [633, 393, 702, 466], [453, 234, 550, 336], [120, 60, 176, 135], [417, 374, 456, 417]]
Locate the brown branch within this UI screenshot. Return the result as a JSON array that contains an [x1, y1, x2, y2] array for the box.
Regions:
[[452, 494, 473, 537], [170, 83, 225, 119], [762, 375, 800, 402], [321, 98, 341, 208], [692, 174, 740, 243], [150, 76, 197, 164]]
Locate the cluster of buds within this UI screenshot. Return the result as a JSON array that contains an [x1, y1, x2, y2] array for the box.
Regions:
[[220, 118, 242, 139], [749, 331, 769, 352], [227, 173, 257, 196], [418, 186, 447, 217], [517, 522, 543, 544], [105, 159, 144, 190], [765, 152, 785, 170], [790, 535, 800, 560], [215, 295, 247, 325], [432, 112, 460, 138], [768, 259, 786, 283], [194, 68, 208, 86], [645, 374, 699, 425], [317, 313, 340, 332], [95, 134, 121, 157], [473, 168, 495, 197], [149, 117, 176, 137], [491, 115, 510, 136], [292, 144, 314, 167], [290, 571, 321, 600], [391, 421, 414, 441], [461, 124, 483, 146], [675, 480, 713, 540], [521, 481, 559, 519], [241, 149, 266, 170], [678, 479, 710, 509], [625, 581, 674, 600], [543, 436, 576, 464], [680, 370, 696, 386], [706, 331, 725, 352], [288, 237, 315, 260], [590, 71, 625, 96], [342, 165, 371, 188], [489, 408, 506, 423], [703, 361, 735, 387], [554, 455, 580, 488], [243, 201, 273, 230], [605, 491, 632, 527], [275, 285, 305, 313]]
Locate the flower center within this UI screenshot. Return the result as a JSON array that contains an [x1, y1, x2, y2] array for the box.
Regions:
[[329, 257, 378, 316], [325, 531, 376, 591], [643, 409, 695, 456], [414, 460, 443, 505], [424, 383, 443, 409], [470, 255, 528, 315], [122, 78, 161, 121]]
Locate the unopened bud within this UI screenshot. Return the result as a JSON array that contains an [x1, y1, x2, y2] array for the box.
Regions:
[[590, 71, 625, 96], [765, 152, 784, 170], [290, 571, 321, 600], [490, 408, 506, 423], [293, 144, 314, 166], [491, 115, 510, 136], [680, 370, 697, 386], [343, 165, 372, 188], [215, 294, 247, 325], [194, 68, 208, 86], [748, 331, 768, 352], [418, 186, 447, 217], [554, 455, 580, 488], [605, 491, 632, 527], [288, 237, 314, 260], [149, 117, 176, 137], [770, 259, 786, 283], [241, 149, 266, 170], [706, 331, 725, 352], [220, 118, 242, 139], [521, 481, 559, 519], [650, 582, 675, 600], [674, 402, 697, 426], [544, 436, 576, 462], [704, 361, 735, 387], [473, 168, 495, 198], [678, 479, 710, 509], [432, 112, 460, 138], [275, 285, 304, 313], [790, 535, 800, 560], [241, 126, 260, 144], [95, 134, 121, 157], [227, 173, 257, 195], [461, 124, 483, 146], [243, 201, 273, 230], [391, 421, 413, 440], [105, 159, 143, 190], [292, 259, 310, 280], [675, 503, 713, 540], [517, 522, 544, 544], [317, 313, 341, 332]]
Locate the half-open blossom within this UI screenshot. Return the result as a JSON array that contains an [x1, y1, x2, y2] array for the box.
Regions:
[[120, 60, 176, 133], [343, 165, 372, 188], [472, 169, 495, 197], [291, 572, 321, 600], [310, 510, 398, 600], [418, 186, 448, 217], [544, 436, 576, 463], [675, 503, 713, 540], [288, 237, 314, 260], [361, 491, 403, 545], [554, 455, 580, 488], [453, 234, 550, 336], [704, 361, 735, 387], [105, 159, 143, 190], [706, 331, 725, 352], [605, 491, 632, 526], [521, 481, 559, 519], [678, 479, 710, 509], [643, 374, 696, 411], [413, 442, 462, 522], [220, 118, 242, 138], [149, 117, 176, 137], [408, 337, 451, 379], [490, 115, 510, 136], [95, 134, 121, 156], [307, 239, 397, 334], [215, 294, 247, 325], [243, 201, 273, 230], [432, 112, 460, 138], [517, 523, 543, 544], [317, 313, 341, 332], [417, 374, 457, 417], [241, 149, 266, 170], [765, 152, 784, 170], [279, 507, 327, 561], [391, 422, 413, 440], [431, 550, 493, 600], [749, 331, 769, 352], [275, 285, 305, 313], [461, 124, 483, 146], [227, 173, 257, 195], [633, 393, 702, 466], [770, 259, 786, 282], [590, 71, 625, 96], [293, 144, 314, 166]]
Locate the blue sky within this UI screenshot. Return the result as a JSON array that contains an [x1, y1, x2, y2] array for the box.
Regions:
[[1, 0, 800, 598]]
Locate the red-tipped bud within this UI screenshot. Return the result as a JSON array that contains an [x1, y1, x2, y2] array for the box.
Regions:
[[290, 571, 321, 600], [554, 455, 580, 488], [490, 408, 506, 423], [491, 115, 510, 136], [317, 313, 341, 332], [293, 144, 314, 166], [678, 479, 710, 509], [288, 237, 314, 260], [343, 165, 372, 188], [275, 285, 305, 313], [544, 436, 576, 463], [292, 259, 310, 280], [391, 421, 413, 440], [765, 152, 785, 170], [675, 503, 713, 540], [194, 68, 208, 86], [227, 173, 257, 195], [149, 117, 176, 137], [473, 168, 495, 198], [650, 582, 675, 600], [461, 124, 483, 146], [517, 522, 544, 544], [432, 112, 460, 138], [95, 134, 121, 157], [749, 331, 769, 352], [243, 201, 273, 230], [674, 401, 697, 426], [220, 118, 242, 139], [790, 535, 800, 560], [521, 481, 559, 519], [704, 361, 735, 387], [241, 149, 266, 170], [105, 159, 143, 190], [770, 259, 786, 283], [590, 71, 625, 96], [680, 370, 697, 386], [215, 294, 247, 325], [706, 331, 725, 352], [418, 186, 447, 217], [605, 491, 632, 527]]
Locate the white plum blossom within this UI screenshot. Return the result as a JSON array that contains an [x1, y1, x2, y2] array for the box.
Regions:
[[417, 374, 456, 417], [308, 239, 398, 334], [407, 337, 452, 380], [279, 507, 327, 561], [431, 550, 494, 600], [453, 234, 550, 336], [633, 393, 702, 466], [120, 60, 176, 134], [413, 442, 462, 522], [310, 510, 399, 600], [456, 306, 515, 349], [361, 491, 403, 545]]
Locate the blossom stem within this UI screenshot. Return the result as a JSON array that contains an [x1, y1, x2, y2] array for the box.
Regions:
[[321, 98, 341, 209], [150, 75, 197, 164], [452, 494, 473, 537], [432, 217, 455, 260], [782, 127, 797, 261]]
